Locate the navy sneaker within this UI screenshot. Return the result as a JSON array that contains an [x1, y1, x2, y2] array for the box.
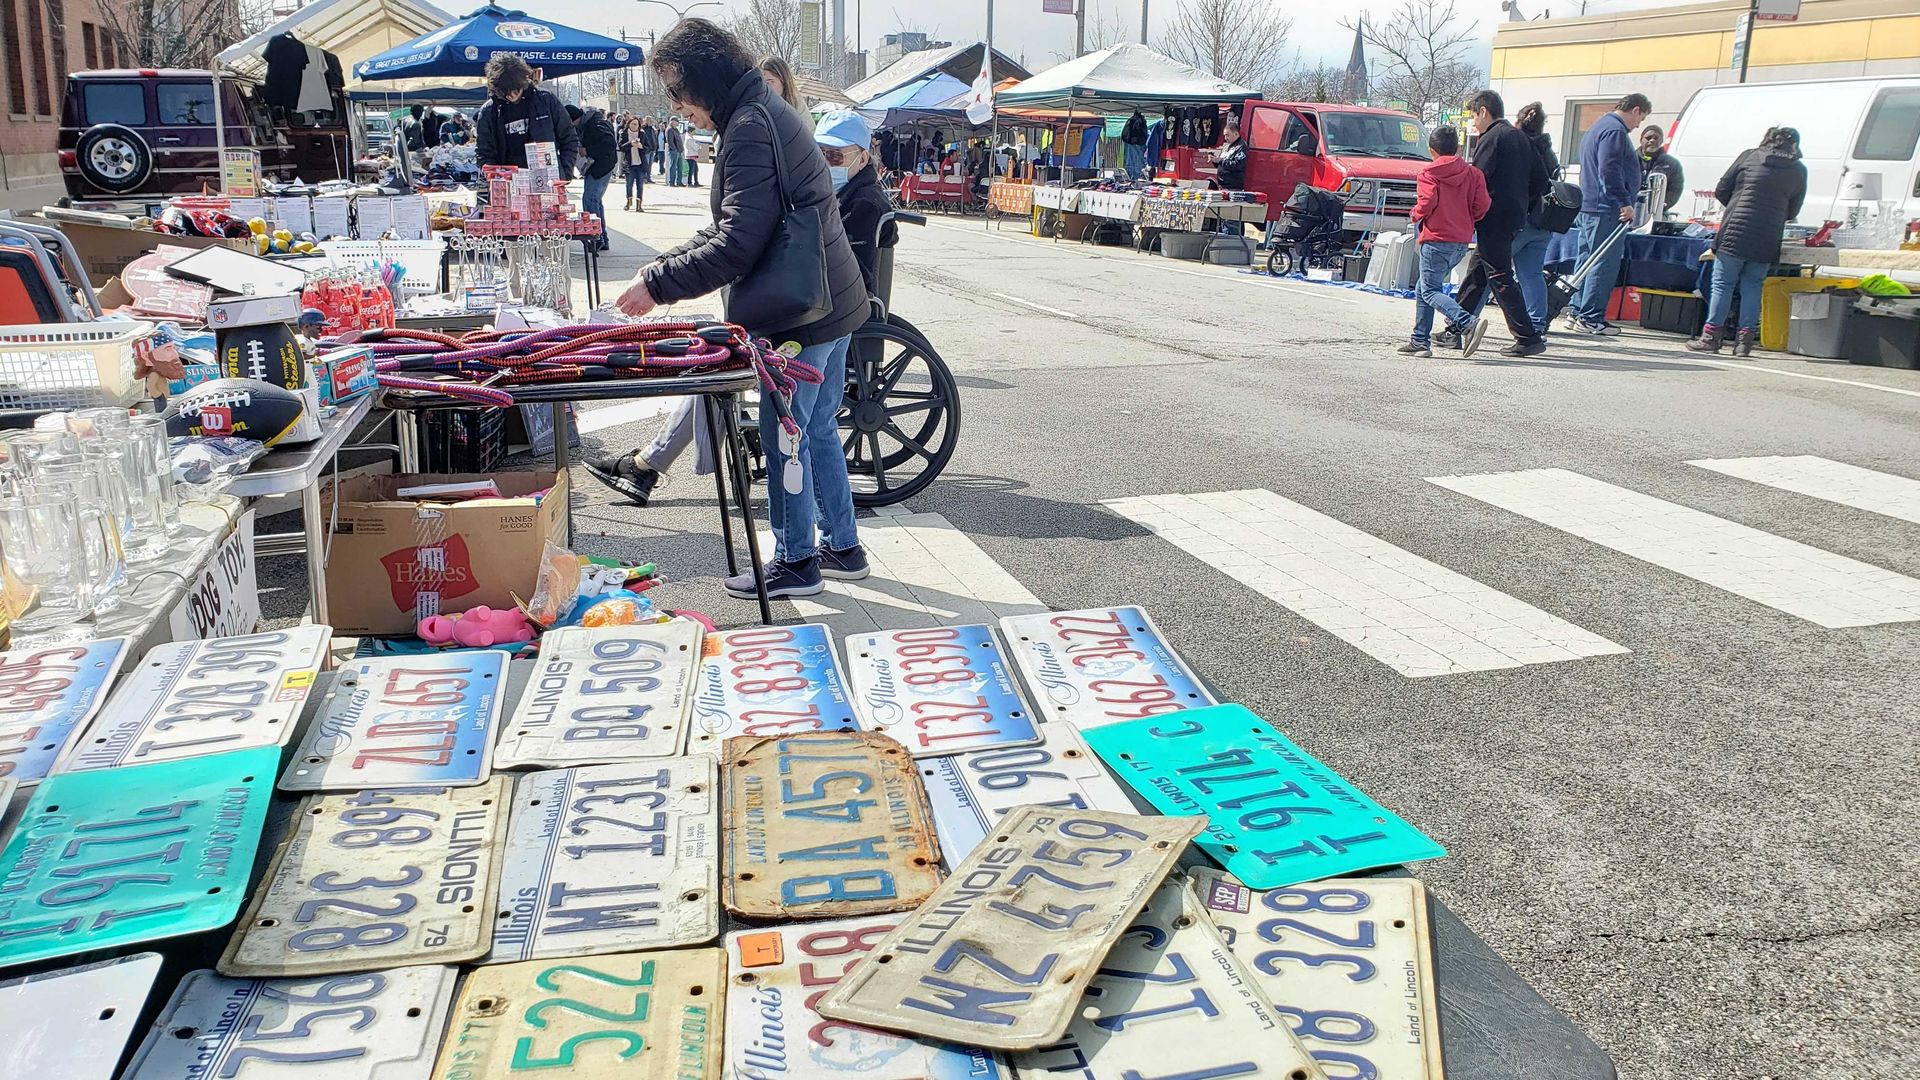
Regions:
[[726, 557, 824, 599], [818, 544, 871, 581], [583, 452, 660, 506]]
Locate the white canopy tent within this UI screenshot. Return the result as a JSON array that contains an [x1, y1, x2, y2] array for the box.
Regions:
[[996, 44, 1255, 115], [215, 0, 478, 98]]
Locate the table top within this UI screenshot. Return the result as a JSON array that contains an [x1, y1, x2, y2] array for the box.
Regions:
[[226, 393, 376, 499], [377, 368, 757, 410]]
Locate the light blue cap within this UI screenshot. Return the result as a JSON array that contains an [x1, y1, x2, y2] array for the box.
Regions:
[[813, 109, 871, 150]]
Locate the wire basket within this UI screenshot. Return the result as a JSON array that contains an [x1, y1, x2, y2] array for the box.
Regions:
[[0, 320, 149, 413]]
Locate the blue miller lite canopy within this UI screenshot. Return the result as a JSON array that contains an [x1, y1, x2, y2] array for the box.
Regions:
[[355, 4, 643, 80]]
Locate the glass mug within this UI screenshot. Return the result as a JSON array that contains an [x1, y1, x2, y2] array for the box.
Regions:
[[0, 488, 90, 630]]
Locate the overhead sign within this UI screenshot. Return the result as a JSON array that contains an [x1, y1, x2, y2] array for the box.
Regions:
[[1754, 0, 1799, 20], [1730, 12, 1753, 71], [1043, 0, 1074, 13], [799, 0, 822, 67]]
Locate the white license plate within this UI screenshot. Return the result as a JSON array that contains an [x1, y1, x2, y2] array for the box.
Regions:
[[0, 638, 129, 784], [842, 624, 1043, 758], [0, 952, 161, 1079], [280, 652, 507, 791], [998, 608, 1213, 730], [219, 780, 510, 977], [726, 916, 1008, 1080], [435, 949, 726, 1078], [921, 724, 1139, 861], [1009, 874, 1325, 1079], [488, 757, 719, 963], [690, 625, 860, 748], [494, 621, 704, 769], [1193, 872, 1445, 1080], [57, 626, 331, 773], [815, 807, 1204, 1050], [123, 966, 459, 1079]]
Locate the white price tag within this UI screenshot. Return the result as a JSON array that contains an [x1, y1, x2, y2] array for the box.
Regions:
[[165, 509, 261, 641]]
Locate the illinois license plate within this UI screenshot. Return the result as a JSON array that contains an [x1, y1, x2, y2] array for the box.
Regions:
[[493, 621, 704, 768], [722, 731, 943, 919], [0, 638, 129, 784], [1009, 874, 1326, 1080], [726, 916, 1007, 1080], [920, 724, 1138, 861], [842, 624, 1042, 758], [1083, 703, 1446, 887], [1193, 872, 1445, 1080], [488, 757, 719, 963], [690, 625, 860, 748], [0, 746, 278, 969], [0, 952, 161, 1078], [219, 780, 510, 977], [814, 807, 1204, 1050], [998, 608, 1213, 730], [279, 652, 507, 791], [57, 626, 330, 773], [123, 966, 459, 1079], [433, 948, 726, 1079]]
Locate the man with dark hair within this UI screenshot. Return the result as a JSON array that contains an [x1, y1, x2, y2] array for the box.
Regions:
[[400, 104, 426, 154], [474, 53, 580, 178], [1565, 92, 1650, 335], [568, 103, 618, 252], [1640, 124, 1684, 214], [1458, 89, 1550, 358]]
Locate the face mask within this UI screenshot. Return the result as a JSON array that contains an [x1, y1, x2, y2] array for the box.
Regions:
[[829, 166, 850, 190]]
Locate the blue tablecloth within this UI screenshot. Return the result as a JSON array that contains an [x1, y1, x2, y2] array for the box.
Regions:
[[1544, 228, 1710, 294]]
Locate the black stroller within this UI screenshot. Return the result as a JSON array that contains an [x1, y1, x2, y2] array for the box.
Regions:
[[1264, 183, 1350, 277]]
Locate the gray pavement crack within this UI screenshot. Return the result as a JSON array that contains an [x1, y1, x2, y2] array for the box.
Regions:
[[1587, 909, 1919, 947]]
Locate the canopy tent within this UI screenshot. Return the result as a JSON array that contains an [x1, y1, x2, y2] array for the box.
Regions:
[[793, 73, 856, 110], [215, 0, 472, 97], [996, 43, 1254, 115], [846, 42, 1029, 106], [347, 84, 490, 105], [858, 73, 971, 129], [354, 4, 643, 81]]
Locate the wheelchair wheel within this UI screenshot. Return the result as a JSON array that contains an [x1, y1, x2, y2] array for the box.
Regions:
[[840, 315, 960, 507], [1266, 245, 1295, 277]]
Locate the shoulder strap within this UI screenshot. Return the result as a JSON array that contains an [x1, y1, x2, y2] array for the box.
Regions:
[[745, 102, 799, 212]]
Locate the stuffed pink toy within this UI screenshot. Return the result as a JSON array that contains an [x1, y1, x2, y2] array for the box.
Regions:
[[419, 605, 535, 648]]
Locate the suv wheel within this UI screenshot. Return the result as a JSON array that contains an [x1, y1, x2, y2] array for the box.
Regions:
[[76, 124, 153, 193]]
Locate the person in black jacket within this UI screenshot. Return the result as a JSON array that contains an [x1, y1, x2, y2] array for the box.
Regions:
[[1639, 125, 1684, 215], [605, 18, 870, 599], [617, 116, 653, 211], [1688, 126, 1807, 357], [1450, 100, 1561, 344], [474, 54, 579, 179], [567, 104, 618, 251], [1457, 90, 1550, 358]]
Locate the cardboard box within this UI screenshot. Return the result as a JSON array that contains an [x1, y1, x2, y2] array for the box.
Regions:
[[208, 293, 302, 329], [312, 346, 375, 406], [322, 470, 567, 635], [44, 218, 251, 288]]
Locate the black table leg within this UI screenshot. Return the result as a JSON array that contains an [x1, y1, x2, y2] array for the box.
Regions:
[[702, 395, 739, 578], [718, 392, 773, 625]]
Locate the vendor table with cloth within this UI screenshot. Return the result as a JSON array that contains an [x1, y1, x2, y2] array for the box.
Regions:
[[1545, 231, 1712, 294]]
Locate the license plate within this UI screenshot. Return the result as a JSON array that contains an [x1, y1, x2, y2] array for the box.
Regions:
[[493, 622, 704, 768], [722, 731, 943, 919], [1082, 703, 1446, 887], [815, 807, 1204, 1050], [998, 608, 1213, 730], [690, 625, 860, 748], [0, 746, 278, 969], [1192, 872, 1446, 1080], [726, 916, 1007, 1079], [842, 624, 1043, 758], [433, 948, 726, 1079], [123, 966, 459, 1079], [0, 638, 129, 784], [1008, 874, 1326, 1080], [488, 757, 719, 963], [921, 724, 1139, 861], [57, 626, 331, 773], [280, 652, 507, 791], [219, 780, 510, 977], [0, 952, 161, 1078]]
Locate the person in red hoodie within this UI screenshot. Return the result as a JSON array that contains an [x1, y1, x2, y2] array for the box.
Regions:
[[1401, 125, 1491, 358]]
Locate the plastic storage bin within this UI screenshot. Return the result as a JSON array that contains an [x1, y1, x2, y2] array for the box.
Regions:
[[1158, 231, 1212, 260], [1844, 296, 1920, 369], [1638, 289, 1706, 336], [0, 320, 149, 413], [1786, 290, 1856, 359]]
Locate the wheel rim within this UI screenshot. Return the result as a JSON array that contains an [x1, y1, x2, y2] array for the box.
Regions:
[[89, 138, 138, 179], [839, 321, 959, 505]]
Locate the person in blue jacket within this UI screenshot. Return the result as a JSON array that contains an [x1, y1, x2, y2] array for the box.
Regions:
[[1565, 93, 1650, 336]]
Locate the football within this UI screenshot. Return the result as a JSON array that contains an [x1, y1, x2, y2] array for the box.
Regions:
[[166, 378, 307, 445]]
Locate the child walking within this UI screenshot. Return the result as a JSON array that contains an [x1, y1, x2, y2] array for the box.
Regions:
[[1401, 126, 1491, 358]]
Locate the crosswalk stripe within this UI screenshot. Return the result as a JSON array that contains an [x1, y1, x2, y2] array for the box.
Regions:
[[1429, 467, 1920, 629], [1103, 490, 1627, 677], [575, 397, 687, 434], [1688, 455, 1920, 527]]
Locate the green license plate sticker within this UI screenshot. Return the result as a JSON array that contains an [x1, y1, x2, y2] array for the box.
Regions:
[[0, 746, 278, 970], [1083, 704, 1444, 887]]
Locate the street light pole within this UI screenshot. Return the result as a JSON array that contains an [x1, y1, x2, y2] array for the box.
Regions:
[[635, 0, 721, 24], [1140, 0, 1147, 44]]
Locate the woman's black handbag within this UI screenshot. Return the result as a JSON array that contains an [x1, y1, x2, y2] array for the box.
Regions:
[[1532, 179, 1583, 234], [723, 102, 832, 334]]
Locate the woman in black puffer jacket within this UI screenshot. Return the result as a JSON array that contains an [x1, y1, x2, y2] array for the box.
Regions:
[[1689, 126, 1807, 356]]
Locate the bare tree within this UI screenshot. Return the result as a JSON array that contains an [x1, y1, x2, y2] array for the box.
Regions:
[[1341, 0, 1480, 117], [1052, 1, 1130, 62], [725, 0, 803, 68], [1266, 50, 1358, 104], [1157, 0, 1292, 91], [93, 0, 251, 67]]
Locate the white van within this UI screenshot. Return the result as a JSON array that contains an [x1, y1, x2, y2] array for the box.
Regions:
[[1667, 76, 1920, 226]]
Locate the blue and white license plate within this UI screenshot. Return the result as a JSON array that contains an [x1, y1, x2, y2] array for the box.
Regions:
[[1084, 703, 1446, 887], [0, 746, 279, 970], [493, 621, 705, 768], [218, 781, 510, 977], [690, 625, 861, 747], [0, 952, 161, 1079], [123, 966, 459, 1079], [279, 651, 506, 791], [921, 723, 1138, 861], [998, 608, 1214, 730], [842, 624, 1042, 758], [0, 639, 129, 785], [57, 626, 330, 773]]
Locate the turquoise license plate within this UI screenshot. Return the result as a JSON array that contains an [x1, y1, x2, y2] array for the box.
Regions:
[[0, 745, 278, 970], [1083, 704, 1445, 887]]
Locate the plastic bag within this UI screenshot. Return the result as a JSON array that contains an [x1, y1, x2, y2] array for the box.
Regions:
[[169, 435, 267, 486]]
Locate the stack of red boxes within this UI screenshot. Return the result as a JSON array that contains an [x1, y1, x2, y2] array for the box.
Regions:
[[470, 144, 600, 235]]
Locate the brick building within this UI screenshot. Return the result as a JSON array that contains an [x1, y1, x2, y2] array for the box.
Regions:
[[0, 0, 125, 196]]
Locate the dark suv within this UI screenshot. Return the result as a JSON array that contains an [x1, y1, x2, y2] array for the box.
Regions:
[[60, 69, 352, 209]]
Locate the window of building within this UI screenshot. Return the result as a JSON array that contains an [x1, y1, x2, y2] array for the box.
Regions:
[[1854, 88, 1920, 162], [1561, 99, 1615, 164], [83, 81, 144, 125], [23, 0, 47, 115], [83, 22, 96, 68], [157, 83, 215, 125], [1, 0, 25, 115]]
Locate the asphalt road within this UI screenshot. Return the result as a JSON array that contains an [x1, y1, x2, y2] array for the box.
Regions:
[[267, 180, 1920, 1080]]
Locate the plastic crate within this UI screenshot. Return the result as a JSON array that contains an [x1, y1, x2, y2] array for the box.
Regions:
[[1844, 296, 1920, 370], [420, 407, 507, 473], [0, 319, 148, 412], [1638, 289, 1706, 336]]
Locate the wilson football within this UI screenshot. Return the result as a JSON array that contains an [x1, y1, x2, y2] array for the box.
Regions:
[[166, 377, 307, 445]]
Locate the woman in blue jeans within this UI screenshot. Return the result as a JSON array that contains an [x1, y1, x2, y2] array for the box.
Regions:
[[1689, 126, 1807, 356]]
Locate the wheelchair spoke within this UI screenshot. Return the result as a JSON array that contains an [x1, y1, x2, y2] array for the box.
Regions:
[[885, 399, 939, 419], [866, 431, 890, 493], [882, 422, 934, 462]]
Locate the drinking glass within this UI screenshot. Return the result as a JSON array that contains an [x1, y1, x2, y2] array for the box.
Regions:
[[32, 413, 73, 433], [84, 443, 168, 564], [34, 461, 127, 615], [0, 489, 90, 630], [124, 415, 180, 531], [4, 431, 82, 477], [68, 407, 132, 442]]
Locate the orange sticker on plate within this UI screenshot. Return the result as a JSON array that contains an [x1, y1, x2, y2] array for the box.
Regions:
[[734, 930, 784, 967], [702, 635, 722, 657]]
